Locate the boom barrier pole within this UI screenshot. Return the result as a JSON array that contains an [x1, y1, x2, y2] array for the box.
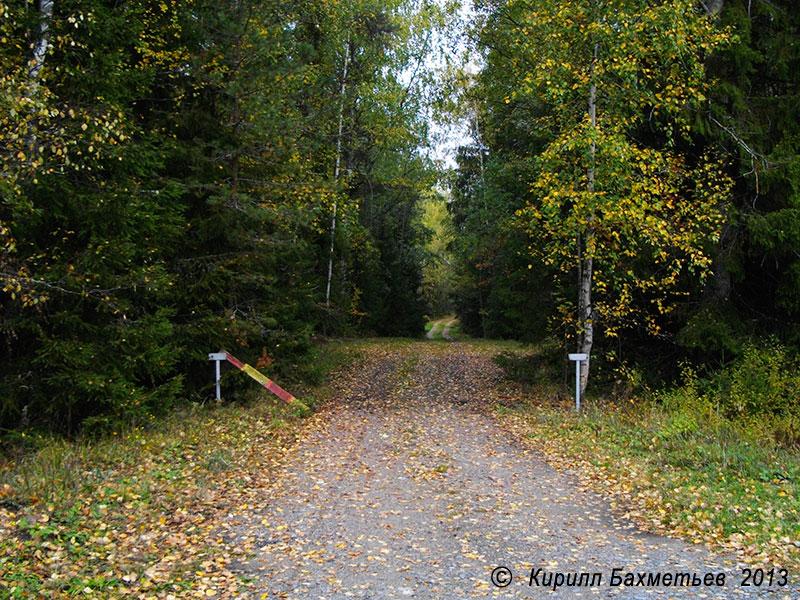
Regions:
[[208, 350, 297, 405]]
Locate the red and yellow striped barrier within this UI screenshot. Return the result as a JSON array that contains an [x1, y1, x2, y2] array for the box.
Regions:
[[208, 350, 297, 404]]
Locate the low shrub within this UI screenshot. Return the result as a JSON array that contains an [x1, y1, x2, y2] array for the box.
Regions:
[[654, 341, 800, 449]]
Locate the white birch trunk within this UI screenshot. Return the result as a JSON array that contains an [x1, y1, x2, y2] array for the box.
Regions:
[[27, 0, 54, 96], [578, 43, 598, 402], [18, 0, 54, 161], [325, 35, 350, 307]]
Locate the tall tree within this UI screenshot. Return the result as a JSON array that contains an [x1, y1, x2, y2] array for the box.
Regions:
[[677, 0, 800, 360], [503, 0, 732, 397]]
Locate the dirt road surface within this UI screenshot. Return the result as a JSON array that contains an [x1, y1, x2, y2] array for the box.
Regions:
[[226, 343, 794, 599]]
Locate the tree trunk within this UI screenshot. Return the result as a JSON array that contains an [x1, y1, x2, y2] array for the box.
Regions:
[[578, 43, 598, 402], [704, 0, 724, 18], [578, 237, 594, 400], [325, 34, 350, 307], [27, 0, 54, 96], [23, 0, 54, 154]]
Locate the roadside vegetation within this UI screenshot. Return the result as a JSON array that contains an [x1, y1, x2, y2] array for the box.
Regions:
[[493, 343, 800, 570], [2, 334, 798, 597], [0, 341, 359, 599]]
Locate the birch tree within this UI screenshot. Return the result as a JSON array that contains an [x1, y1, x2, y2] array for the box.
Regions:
[[326, 34, 350, 307], [508, 0, 732, 398]]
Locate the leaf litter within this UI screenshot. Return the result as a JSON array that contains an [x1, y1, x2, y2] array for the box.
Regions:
[[2, 340, 797, 598], [224, 342, 798, 598]]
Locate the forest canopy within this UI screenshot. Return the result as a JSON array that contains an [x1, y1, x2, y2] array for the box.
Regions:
[[1, 0, 447, 436], [449, 0, 800, 413], [2, 0, 800, 439]]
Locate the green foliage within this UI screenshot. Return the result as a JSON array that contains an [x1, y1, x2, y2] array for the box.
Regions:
[[419, 190, 455, 317], [505, 0, 731, 341], [676, 305, 743, 364], [690, 0, 800, 349], [0, 0, 443, 438], [448, 0, 734, 352], [656, 343, 800, 447], [448, 140, 555, 341], [723, 342, 800, 423], [351, 181, 431, 337], [449, 0, 800, 410]]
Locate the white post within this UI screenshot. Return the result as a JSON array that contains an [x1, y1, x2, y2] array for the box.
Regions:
[[568, 353, 588, 412], [208, 351, 227, 401], [575, 360, 580, 411], [215, 359, 220, 400]]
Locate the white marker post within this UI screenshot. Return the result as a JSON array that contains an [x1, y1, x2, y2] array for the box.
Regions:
[[208, 351, 227, 400], [568, 353, 588, 412]]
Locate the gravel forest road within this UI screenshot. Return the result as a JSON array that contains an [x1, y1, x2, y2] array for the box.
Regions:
[[228, 342, 794, 599]]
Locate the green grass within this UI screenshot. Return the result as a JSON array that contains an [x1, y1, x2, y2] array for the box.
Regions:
[[446, 322, 462, 340], [0, 339, 359, 599]]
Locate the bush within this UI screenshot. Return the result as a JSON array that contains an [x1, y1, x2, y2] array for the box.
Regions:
[[722, 341, 800, 419], [657, 342, 800, 448]]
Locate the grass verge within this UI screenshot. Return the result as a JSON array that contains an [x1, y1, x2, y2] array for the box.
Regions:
[[491, 348, 800, 571], [446, 322, 462, 340], [0, 340, 360, 599]]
